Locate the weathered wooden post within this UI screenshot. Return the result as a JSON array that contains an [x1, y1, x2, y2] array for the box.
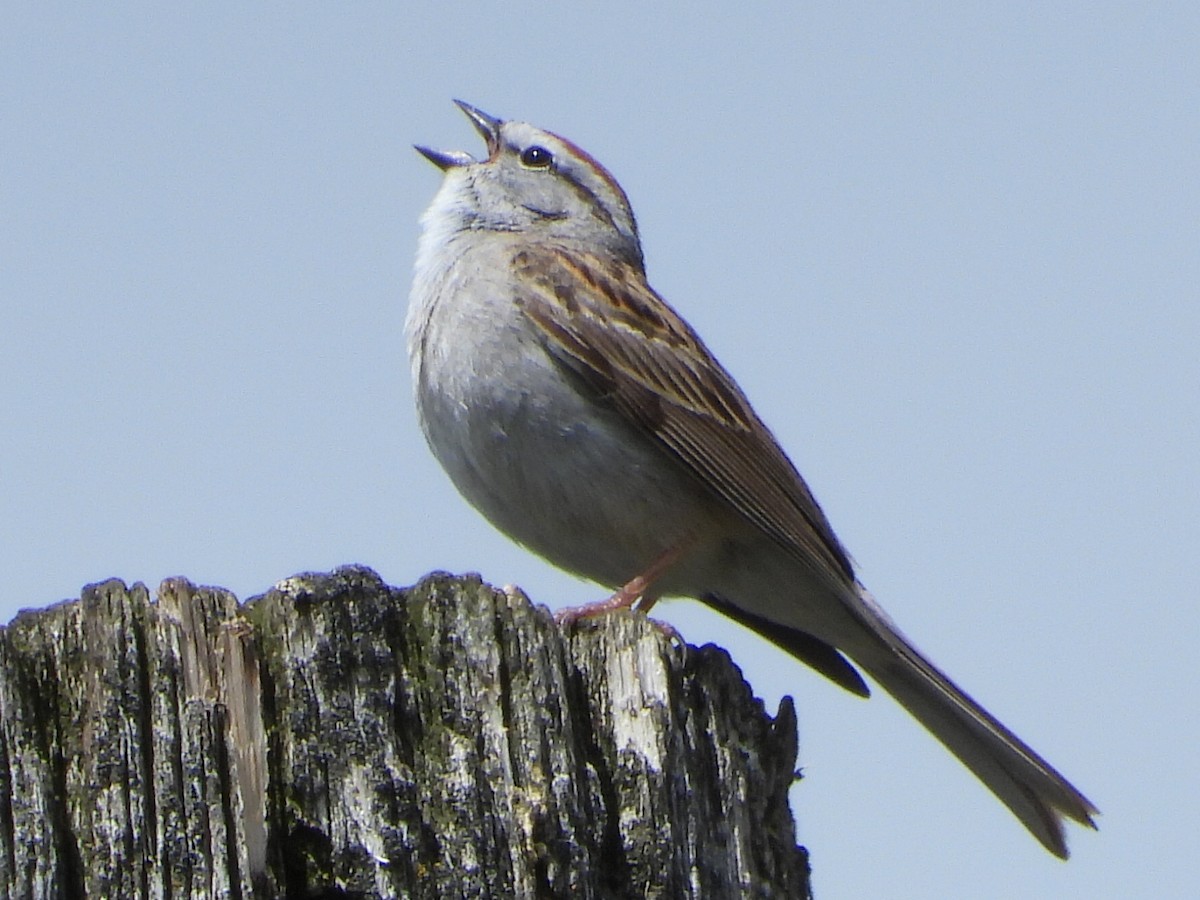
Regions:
[[0, 567, 810, 898]]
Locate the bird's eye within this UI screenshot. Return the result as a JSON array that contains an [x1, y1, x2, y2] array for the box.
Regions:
[[519, 145, 553, 169]]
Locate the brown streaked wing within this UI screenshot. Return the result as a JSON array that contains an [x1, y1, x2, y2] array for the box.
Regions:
[[512, 245, 856, 591]]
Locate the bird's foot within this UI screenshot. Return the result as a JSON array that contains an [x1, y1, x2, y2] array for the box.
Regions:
[[553, 582, 642, 626]]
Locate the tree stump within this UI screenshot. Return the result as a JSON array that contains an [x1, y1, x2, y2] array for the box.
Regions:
[[0, 566, 811, 899]]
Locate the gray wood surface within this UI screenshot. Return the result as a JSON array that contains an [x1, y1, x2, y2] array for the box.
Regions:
[[0, 567, 810, 899]]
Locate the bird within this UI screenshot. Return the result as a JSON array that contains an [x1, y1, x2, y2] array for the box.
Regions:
[[406, 100, 1098, 858]]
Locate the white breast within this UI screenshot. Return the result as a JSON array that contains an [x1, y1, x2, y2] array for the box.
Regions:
[[407, 218, 719, 590]]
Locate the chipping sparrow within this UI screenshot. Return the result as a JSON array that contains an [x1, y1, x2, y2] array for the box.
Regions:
[[407, 101, 1097, 857]]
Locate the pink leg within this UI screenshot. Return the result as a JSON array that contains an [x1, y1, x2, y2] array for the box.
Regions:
[[554, 544, 686, 627]]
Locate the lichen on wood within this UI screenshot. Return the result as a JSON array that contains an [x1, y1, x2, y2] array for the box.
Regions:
[[0, 567, 810, 899]]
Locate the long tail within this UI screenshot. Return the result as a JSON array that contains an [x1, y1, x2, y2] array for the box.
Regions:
[[849, 587, 1099, 858], [703, 586, 1098, 855]]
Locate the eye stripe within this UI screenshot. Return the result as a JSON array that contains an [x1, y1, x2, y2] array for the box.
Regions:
[[544, 131, 638, 238], [550, 133, 628, 203]]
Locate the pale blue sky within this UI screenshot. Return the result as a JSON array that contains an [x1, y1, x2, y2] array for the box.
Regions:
[[2, 4, 1196, 898]]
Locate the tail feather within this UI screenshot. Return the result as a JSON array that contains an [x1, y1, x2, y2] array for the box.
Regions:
[[851, 588, 1098, 858]]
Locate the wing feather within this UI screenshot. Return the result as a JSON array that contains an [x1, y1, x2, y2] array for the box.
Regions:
[[512, 245, 855, 590]]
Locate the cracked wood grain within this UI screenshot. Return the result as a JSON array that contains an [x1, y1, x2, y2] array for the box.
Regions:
[[0, 568, 810, 899]]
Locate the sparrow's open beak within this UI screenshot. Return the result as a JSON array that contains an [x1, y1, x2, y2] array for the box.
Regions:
[[415, 100, 502, 170]]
